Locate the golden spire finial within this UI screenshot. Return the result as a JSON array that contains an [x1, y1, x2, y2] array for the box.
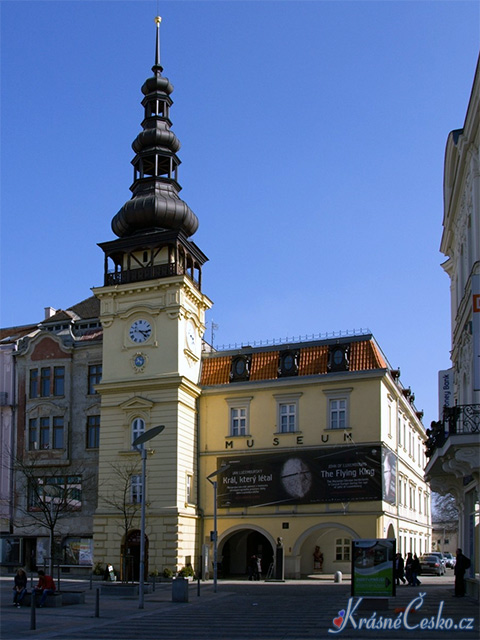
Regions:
[[154, 16, 162, 68]]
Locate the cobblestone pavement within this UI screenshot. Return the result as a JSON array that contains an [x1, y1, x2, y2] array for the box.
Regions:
[[1, 573, 478, 640]]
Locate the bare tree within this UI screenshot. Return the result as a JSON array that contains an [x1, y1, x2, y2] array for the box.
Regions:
[[432, 492, 459, 523], [13, 452, 94, 573], [98, 460, 142, 581]]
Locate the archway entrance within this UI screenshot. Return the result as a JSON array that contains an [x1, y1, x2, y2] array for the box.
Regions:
[[121, 530, 148, 582], [220, 529, 273, 579]]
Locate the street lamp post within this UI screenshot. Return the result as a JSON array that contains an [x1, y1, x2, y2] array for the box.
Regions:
[[132, 425, 165, 609], [206, 464, 230, 593]]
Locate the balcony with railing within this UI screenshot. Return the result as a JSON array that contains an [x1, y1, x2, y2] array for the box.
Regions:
[[444, 404, 480, 436], [104, 261, 200, 290], [424, 404, 480, 487]]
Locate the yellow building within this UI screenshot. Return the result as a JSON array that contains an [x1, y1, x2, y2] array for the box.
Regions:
[[199, 339, 430, 578], [90, 20, 430, 580]]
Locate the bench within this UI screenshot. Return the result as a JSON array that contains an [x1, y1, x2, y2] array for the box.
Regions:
[[22, 592, 63, 608]]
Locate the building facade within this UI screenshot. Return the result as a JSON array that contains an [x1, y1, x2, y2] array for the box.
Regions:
[[199, 337, 430, 578], [425, 55, 480, 597], [1, 300, 101, 571]]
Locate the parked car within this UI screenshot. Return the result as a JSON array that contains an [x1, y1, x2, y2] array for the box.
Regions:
[[443, 552, 456, 568], [428, 552, 447, 567], [419, 555, 446, 576]]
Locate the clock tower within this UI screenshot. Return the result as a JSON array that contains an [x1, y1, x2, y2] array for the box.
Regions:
[[92, 18, 212, 577]]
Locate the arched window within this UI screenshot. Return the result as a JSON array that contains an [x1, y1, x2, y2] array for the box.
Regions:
[[131, 418, 145, 449]]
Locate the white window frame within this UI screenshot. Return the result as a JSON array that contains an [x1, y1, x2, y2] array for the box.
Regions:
[[131, 474, 143, 504], [323, 388, 352, 430], [226, 397, 252, 437], [274, 393, 302, 433], [335, 537, 351, 561], [131, 417, 145, 449]]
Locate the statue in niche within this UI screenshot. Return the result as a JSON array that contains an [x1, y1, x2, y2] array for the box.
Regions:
[[313, 546, 324, 572]]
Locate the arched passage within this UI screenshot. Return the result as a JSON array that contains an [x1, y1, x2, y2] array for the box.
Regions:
[[292, 522, 360, 578], [218, 526, 275, 579]]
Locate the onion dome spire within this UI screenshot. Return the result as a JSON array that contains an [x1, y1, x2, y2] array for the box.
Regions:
[[111, 17, 199, 238]]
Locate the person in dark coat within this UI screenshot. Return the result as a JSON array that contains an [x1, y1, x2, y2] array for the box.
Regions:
[[405, 552, 414, 585], [12, 568, 27, 607], [454, 548, 471, 597], [411, 554, 421, 586], [394, 552, 406, 585]]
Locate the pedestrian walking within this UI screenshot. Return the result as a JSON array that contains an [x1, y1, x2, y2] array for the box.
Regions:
[[405, 552, 414, 585], [256, 555, 262, 581], [394, 552, 406, 585], [411, 554, 421, 586]]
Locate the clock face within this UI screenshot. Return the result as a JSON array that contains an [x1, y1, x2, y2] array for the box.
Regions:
[[129, 319, 152, 343], [185, 320, 196, 349]]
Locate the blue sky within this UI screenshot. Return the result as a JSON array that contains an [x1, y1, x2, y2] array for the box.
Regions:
[[1, 0, 479, 428]]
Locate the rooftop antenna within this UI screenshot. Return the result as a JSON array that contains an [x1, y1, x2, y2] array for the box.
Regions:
[[154, 15, 162, 69], [211, 321, 219, 346]]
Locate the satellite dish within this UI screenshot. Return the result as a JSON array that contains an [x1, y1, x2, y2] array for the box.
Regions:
[[132, 425, 165, 448]]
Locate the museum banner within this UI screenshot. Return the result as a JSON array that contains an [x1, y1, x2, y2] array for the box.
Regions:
[[216, 445, 394, 508]]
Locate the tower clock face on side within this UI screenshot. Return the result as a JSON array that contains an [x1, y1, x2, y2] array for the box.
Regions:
[[185, 320, 197, 350], [129, 319, 152, 344]]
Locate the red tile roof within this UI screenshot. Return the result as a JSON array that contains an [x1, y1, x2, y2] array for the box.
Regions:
[[200, 338, 387, 386]]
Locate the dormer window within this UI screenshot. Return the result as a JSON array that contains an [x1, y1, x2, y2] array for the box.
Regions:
[[278, 350, 299, 377], [328, 344, 350, 372], [230, 355, 251, 382]]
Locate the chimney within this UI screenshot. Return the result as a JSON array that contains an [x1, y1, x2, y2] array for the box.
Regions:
[[44, 307, 57, 319]]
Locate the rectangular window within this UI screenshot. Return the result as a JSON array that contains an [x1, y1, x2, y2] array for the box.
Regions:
[[40, 367, 51, 397], [279, 403, 296, 433], [131, 475, 143, 504], [86, 415, 100, 449], [398, 417, 401, 445], [335, 538, 351, 561], [28, 418, 38, 450], [231, 407, 247, 436], [88, 365, 102, 395], [186, 474, 193, 504], [330, 399, 346, 429], [29, 370, 38, 398], [40, 417, 50, 449], [52, 417, 64, 449], [28, 476, 82, 511], [53, 367, 65, 396]]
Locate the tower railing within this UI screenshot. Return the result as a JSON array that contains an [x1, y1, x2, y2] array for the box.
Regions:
[[105, 262, 200, 289]]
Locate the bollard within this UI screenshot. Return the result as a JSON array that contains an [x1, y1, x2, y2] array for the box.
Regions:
[[95, 587, 100, 618], [90, 572, 93, 590], [30, 589, 36, 630], [152, 574, 155, 592], [334, 571, 342, 583]]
